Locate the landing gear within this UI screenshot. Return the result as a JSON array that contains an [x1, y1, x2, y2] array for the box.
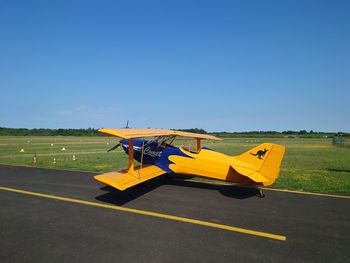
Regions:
[[253, 186, 265, 198], [257, 188, 265, 198]]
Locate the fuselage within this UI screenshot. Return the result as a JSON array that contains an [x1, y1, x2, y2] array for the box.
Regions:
[[120, 139, 248, 184]]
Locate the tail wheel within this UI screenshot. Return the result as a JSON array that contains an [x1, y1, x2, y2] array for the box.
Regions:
[[257, 188, 265, 198]]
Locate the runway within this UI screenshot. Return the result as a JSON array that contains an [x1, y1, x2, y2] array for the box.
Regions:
[[0, 164, 349, 262]]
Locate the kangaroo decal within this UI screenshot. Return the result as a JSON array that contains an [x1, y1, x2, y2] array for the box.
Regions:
[[250, 148, 268, 159]]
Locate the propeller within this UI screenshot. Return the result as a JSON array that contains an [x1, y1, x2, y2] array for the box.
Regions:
[[107, 142, 121, 152]]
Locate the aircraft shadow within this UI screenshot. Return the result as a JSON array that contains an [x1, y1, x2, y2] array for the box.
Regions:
[[95, 174, 257, 206], [168, 178, 258, 199]]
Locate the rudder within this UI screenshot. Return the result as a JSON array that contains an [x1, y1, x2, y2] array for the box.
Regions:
[[234, 143, 285, 186], [259, 144, 285, 186]]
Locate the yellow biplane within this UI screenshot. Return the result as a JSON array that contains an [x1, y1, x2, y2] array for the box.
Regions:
[[95, 128, 285, 197]]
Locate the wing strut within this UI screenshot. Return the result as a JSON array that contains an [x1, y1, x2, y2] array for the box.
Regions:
[[139, 138, 145, 178], [128, 138, 134, 172], [196, 138, 202, 152]]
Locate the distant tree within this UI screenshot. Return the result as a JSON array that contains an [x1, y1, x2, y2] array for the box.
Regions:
[[177, 128, 207, 134]]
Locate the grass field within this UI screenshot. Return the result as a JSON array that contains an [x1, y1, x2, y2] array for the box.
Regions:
[[0, 136, 349, 194]]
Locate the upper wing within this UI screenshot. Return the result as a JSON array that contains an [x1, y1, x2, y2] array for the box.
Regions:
[[98, 128, 221, 140], [171, 130, 221, 140]]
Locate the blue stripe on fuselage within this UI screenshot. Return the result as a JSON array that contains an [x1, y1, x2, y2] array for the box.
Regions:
[[121, 139, 163, 165], [121, 139, 193, 172]]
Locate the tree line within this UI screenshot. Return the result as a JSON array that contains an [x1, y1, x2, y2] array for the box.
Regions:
[[211, 130, 349, 138], [1, 127, 348, 138], [0, 127, 98, 136]]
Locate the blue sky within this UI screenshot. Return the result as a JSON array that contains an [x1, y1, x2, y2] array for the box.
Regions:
[[0, 0, 349, 132]]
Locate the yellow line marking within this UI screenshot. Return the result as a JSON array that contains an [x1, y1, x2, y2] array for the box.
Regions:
[[0, 186, 286, 241], [264, 187, 350, 199]]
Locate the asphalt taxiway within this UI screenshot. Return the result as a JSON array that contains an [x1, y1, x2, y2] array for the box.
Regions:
[[0, 164, 349, 262]]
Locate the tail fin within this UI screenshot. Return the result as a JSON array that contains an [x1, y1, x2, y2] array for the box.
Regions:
[[233, 143, 285, 186]]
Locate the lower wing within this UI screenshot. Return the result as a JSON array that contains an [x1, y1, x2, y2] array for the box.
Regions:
[[94, 165, 165, 191]]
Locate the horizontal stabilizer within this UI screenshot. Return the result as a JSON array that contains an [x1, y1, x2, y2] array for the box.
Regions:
[[94, 165, 165, 191], [244, 171, 269, 183], [229, 161, 269, 183]]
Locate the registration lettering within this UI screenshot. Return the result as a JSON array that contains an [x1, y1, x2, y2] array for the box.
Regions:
[[144, 146, 162, 157]]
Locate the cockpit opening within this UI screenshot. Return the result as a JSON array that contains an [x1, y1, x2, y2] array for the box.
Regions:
[[153, 135, 177, 148]]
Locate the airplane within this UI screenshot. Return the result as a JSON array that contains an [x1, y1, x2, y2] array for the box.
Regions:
[[94, 128, 285, 197]]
